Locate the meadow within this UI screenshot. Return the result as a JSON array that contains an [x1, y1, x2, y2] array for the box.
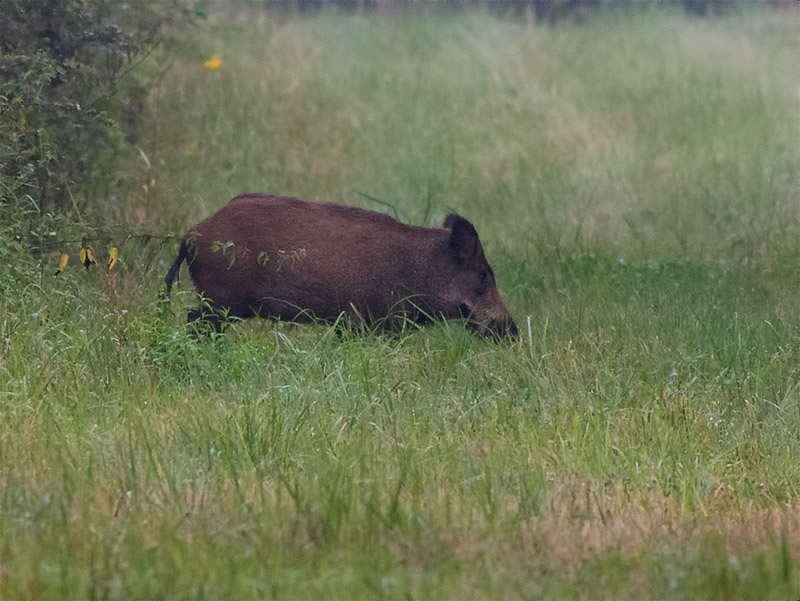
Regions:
[[1, 4, 798, 598]]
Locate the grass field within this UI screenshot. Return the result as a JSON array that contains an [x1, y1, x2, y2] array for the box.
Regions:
[[1, 4, 799, 598]]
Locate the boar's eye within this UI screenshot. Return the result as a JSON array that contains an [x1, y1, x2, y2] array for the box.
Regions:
[[474, 267, 492, 294]]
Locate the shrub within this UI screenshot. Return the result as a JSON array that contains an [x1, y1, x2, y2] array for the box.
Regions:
[[0, 0, 196, 216]]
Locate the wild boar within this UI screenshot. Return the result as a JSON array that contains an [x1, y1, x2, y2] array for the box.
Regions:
[[164, 194, 517, 339]]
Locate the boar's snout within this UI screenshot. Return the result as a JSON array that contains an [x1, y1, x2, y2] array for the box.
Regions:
[[469, 314, 518, 341], [495, 316, 519, 341]]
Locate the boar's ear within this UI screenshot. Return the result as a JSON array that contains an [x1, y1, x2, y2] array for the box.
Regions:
[[444, 213, 481, 262]]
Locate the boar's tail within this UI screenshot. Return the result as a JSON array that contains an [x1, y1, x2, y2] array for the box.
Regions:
[[163, 239, 189, 298]]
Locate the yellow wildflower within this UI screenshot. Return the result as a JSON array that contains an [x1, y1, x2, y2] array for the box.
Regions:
[[204, 54, 221, 70]]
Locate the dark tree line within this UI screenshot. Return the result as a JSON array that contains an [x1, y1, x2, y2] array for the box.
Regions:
[[255, 0, 789, 21]]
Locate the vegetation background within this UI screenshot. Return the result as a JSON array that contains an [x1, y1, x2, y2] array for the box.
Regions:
[[0, 0, 798, 597]]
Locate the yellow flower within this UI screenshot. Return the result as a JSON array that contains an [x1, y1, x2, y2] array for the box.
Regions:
[[204, 54, 221, 70]]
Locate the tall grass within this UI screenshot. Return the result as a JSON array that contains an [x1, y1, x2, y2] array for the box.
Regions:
[[1, 4, 798, 598]]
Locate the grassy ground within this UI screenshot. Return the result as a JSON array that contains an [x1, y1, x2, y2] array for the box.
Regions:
[[1, 4, 799, 598]]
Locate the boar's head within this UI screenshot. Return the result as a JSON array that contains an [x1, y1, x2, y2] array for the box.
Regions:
[[441, 214, 518, 340]]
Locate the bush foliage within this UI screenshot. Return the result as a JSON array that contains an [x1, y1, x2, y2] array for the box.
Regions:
[[0, 0, 195, 216]]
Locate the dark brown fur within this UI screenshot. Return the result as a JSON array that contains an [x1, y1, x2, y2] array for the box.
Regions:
[[165, 194, 517, 339]]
